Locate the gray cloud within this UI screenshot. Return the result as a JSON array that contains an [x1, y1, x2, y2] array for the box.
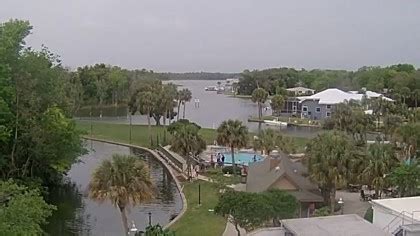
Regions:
[[1, 0, 420, 72]]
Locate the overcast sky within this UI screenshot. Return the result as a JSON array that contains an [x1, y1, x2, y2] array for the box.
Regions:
[[1, 0, 420, 72]]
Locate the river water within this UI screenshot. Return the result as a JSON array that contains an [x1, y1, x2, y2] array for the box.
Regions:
[[76, 80, 321, 138], [45, 141, 182, 236]]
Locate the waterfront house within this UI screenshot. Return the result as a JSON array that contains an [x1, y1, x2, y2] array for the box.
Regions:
[[280, 88, 393, 120], [246, 152, 323, 217]]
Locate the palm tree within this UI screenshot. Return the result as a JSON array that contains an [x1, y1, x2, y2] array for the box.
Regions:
[[395, 122, 420, 161], [216, 120, 249, 176], [89, 154, 154, 234], [168, 120, 206, 178], [412, 89, 420, 108], [251, 88, 269, 121], [399, 86, 411, 105], [270, 95, 284, 119], [137, 91, 157, 141], [253, 128, 291, 155], [162, 83, 178, 126], [307, 131, 354, 212], [361, 143, 398, 197], [181, 89, 192, 119], [176, 89, 192, 120]]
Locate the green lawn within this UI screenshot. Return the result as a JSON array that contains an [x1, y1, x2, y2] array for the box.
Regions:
[[170, 181, 226, 236], [75, 120, 217, 147], [75, 120, 310, 152]]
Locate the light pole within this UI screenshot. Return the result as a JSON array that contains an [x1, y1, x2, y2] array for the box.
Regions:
[[148, 212, 152, 226], [338, 198, 344, 215]]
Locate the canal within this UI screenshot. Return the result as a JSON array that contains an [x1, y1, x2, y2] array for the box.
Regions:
[[45, 141, 182, 236]]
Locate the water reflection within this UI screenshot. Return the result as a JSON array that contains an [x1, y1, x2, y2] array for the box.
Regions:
[[45, 141, 182, 236], [75, 80, 322, 137]]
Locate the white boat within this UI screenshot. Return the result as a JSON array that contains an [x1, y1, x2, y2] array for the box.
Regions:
[[205, 86, 217, 91], [264, 118, 288, 127]]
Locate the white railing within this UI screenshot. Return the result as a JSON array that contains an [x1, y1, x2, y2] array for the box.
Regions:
[[383, 210, 420, 233]]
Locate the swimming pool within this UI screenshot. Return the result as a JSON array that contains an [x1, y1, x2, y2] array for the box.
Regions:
[[221, 152, 264, 166]]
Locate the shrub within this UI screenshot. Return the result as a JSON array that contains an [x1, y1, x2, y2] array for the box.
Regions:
[[364, 207, 373, 223], [222, 166, 241, 175]]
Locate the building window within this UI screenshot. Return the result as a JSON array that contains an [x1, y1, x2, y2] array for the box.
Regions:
[[302, 106, 308, 112], [326, 105, 332, 109], [316, 107, 321, 113], [326, 112, 331, 117]]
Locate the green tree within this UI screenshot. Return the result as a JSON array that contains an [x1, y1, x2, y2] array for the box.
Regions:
[[253, 129, 296, 155], [383, 114, 402, 140], [399, 86, 411, 104], [270, 94, 284, 118], [162, 83, 178, 125], [412, 89, 420, 108], [263, 189, 298, 224], [167, 119, 206, 177], [307, 132, 354, 212], [178, 89, 192, 119], [0, 180, 55, 235], [251, 88, 269, 121], [361, 143, 398, 196], [89, 154, 154, 234], [137, 91, 158, 140], [313, 206, 330, 217], [0, 20, 85, 184], [390, 161, 420, 197], [144, 224, 175, 236], [215, 191, 271, 236], [216, 120, 248, 176], [395, 122, 420, 160]]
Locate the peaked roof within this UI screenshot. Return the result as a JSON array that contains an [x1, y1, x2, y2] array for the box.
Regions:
[[246, 152, 323, 202], [287, 87, 315, 92], [298, 88, 363, 105]]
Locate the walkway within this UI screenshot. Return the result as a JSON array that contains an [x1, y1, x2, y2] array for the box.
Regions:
[[336, 190, 370, 217]]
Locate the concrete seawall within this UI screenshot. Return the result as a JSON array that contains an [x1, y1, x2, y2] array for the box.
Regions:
[[82, 137, 187, 230]]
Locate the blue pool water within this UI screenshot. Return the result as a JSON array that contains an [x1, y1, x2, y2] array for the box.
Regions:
[[222, 152, 264, 166]]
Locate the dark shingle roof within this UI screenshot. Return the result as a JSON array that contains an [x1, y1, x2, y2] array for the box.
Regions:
[[246, 152, 322, 202]]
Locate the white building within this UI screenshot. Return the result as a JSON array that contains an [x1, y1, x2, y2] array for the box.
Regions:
[[249, 214, 388, 236], [371, 196, 420, 235], [286, 87, 315, 96]]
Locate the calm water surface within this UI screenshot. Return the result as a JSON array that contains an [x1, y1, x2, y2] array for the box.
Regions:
[[45, 141, 182, 236], [76, 80, 321, 138]]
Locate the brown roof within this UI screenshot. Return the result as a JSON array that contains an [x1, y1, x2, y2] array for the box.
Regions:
[[246, 152, 323, 202]]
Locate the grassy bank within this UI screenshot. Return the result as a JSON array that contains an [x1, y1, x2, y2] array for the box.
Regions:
[[75, 120, 311, 152], [170, 181, 226, 236], [75, 120, 217, 147]]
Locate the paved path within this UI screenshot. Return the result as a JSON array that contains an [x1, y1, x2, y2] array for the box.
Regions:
[[336, 190, 370, 217]]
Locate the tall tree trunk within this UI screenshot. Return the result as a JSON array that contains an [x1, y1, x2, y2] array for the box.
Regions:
[[231, 146, 236, 176], [147, 112, 152, 142], [119, 205, 129, 235], [183, 102, 186, 119], [129, 111, 132, 144], [163, 111, 167, 126], [234, 222, 241, 236], [330, 187, 336, 214], [10, 84, 19, 170], [177, 101, 181, 121]]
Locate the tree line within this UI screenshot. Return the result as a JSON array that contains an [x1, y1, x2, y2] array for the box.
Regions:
[[238, 66, 420, 107]]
